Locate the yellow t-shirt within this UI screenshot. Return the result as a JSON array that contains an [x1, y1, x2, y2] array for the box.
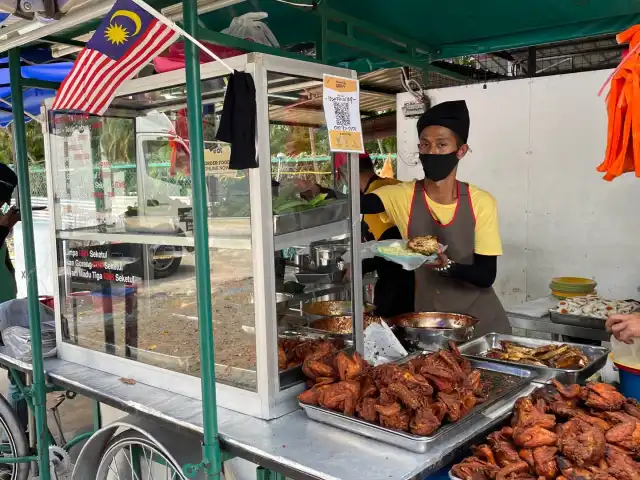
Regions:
[[373, 180, 503, 256], [363, 177, 400, 240]]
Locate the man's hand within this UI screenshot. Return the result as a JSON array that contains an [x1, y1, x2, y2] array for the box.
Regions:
[[425, 251, 450, 269], [606, 313, 640, 344], [0, 206, 20, 230]]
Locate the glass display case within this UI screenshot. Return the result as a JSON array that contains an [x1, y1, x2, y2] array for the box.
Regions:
[[43, 53, 363, 419]]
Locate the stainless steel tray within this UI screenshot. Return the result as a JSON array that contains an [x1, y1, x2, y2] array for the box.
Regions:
[[273, 200, 349, 236], [299, 356, 535, 453], [549, 310, 607, 330], [457, 333, 609, 384]]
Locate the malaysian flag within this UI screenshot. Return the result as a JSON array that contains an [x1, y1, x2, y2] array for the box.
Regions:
[[52, 0, 179, 115]]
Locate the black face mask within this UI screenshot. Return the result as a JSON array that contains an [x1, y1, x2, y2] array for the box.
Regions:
[[419, 153, 459, 182]]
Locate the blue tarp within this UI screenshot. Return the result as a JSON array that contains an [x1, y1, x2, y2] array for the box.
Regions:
[[0, 62, 72, 127]]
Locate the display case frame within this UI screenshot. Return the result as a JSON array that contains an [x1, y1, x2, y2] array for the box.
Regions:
[[43, 53, 364, 420]]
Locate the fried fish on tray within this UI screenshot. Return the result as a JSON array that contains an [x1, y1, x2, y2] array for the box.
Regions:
[[483, 340, 589, 370], [407, 235, 439, 256]]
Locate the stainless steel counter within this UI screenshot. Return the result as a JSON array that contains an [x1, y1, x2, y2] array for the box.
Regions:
[[0, 348, 536, 480]]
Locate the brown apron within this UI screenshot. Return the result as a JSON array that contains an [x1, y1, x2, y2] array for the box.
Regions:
[[408, 181, 511, 337]]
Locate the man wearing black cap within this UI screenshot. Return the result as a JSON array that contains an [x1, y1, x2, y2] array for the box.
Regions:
[[361, 100, 510, 336], [0, 164, 19, 306]]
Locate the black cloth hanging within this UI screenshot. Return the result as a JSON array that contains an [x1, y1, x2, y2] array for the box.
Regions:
[[216, 71, 258, 170]]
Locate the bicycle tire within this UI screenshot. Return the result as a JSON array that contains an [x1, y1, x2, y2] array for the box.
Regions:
[[0, 393, 29, 480]]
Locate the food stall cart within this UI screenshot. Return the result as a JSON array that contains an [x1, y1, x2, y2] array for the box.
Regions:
[[0, 0, 638, 479]]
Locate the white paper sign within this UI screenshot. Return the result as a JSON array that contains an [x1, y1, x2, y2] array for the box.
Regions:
[[322, 74, 364, 153]]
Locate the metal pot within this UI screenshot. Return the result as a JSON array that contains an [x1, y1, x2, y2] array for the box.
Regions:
[[249, 292, 292, 315], [312, 244, 348, 269], [390, 312, 478, 352], [291, 247, 313, 270], [302, 300, 376, 321]]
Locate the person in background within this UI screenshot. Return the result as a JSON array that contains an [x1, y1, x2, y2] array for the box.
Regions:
[[360, 100, 510, 336], [0, 164, 19, 305], [358, 154, 414, 317], [606, 313, 640, 344], [0, 164, 27, 432]]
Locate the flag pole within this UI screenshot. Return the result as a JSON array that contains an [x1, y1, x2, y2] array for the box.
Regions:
[[129, 0, 236, 75]]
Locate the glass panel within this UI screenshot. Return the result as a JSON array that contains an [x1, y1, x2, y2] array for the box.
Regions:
[[52, 75, 258, 392], [266, 72, 354, 391]]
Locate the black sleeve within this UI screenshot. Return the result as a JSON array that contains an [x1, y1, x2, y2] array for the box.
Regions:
[[362, 257, 378, 275], [0, 226, 9, 247], [441, 254, 497, 289], [360, 192, 385, 214], [5, 250, 13, 276]]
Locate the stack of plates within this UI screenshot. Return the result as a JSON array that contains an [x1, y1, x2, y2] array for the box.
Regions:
[[550, 276, 597, 299]]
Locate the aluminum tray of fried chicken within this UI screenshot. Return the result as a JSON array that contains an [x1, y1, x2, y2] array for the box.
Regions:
[[456, 334, 610, 384], [299, 351, 535, 453]]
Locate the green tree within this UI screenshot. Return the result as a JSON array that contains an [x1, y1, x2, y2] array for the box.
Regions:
[[0, 122, 45, 165]]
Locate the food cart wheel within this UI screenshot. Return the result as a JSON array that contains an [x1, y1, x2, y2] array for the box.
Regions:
[[0, 394, 29, 480], [95, 430, 186, 480]]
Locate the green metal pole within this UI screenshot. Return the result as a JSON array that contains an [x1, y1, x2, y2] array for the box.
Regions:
[[7, 47, 51, 479], [182, 0, 222, 478]]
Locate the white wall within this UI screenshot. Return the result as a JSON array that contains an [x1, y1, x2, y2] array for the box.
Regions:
[[397, 70, 640, 306]]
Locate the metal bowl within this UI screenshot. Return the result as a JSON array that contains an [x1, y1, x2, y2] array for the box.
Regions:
[[305, 315, 384, 336], [249, 292, 293, 315], [390, 312, 478, 351], [301, 300, 376, 321]]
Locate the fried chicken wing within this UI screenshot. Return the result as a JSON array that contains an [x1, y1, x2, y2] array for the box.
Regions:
[[496, 461, 531, 480], [356, 397, 378, 423], [302, 359, 336, 380], [533, 446, 558, 480], [438, 391, 465, 422], [487, 430, 520, 467], [335, 351, 365, 381], [519, 449, 535, 469], [624, 399, 640, 420], [552, 379, 583, 400], [605, 420, 640, 453], [582, 384, 626, 412], [473, 445, 499, 466], [513, 397, 557, 430], [605, 445, 640, 480], [452, 457, 500, 480], [379, 407, 411, 431], [513, 426, 559, 449], [558, 419, 606, 466], [410, 406, 442, 436], [388, 382, 422, 410], [360, 375, 378, 399]]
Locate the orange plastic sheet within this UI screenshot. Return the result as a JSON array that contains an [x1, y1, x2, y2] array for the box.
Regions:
[[598, 25, 640, 181]]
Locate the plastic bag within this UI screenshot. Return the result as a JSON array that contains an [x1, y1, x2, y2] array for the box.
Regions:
[[3, 327, 57, 362], [221, 12, 279, 48]]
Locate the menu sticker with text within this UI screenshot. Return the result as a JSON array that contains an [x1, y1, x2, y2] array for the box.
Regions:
[[323, 74, 364, 153]]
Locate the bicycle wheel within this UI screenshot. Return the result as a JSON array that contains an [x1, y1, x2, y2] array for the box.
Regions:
[[95, 430, 186, 480], [0, 394, 29, 480]]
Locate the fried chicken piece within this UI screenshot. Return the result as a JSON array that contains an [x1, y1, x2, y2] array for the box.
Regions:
[[571, 411, 611, 431], [388, 382, 422, 410], [401, 370, 433, 391], [410, 406, 442, 436], [360, 375, 378, 399], [552, 379, 583, 400], [603, 411, 637, 425], [558, 418, 606, 466], [314, 376, 336, 387], [375, 402, 402, 417], [298, 384, 331, 405], [335, 351, 365, 381], [356, 397, 378, 423], [532, 446, 558, 480], [449, 340, 473, 374], [519, 449, 535, 469], [605, 420, 640, 453], [379, 407, 411, 431], [582, 383, 626, 412], [513, 426, 558, 449], [625, 399, 640, 420], [317, 380, 360, 416], [496, 461, 530, 480], [371, 363, 405, 388], [461, 390, 479, 416], [438, 391, 465, 422], [452, 457, 500, 480], [302, 359, 336, 381], [473, 445, 499, 466], [278, 345, 288, 370], [556, 456, 598, 480], [488, 430, 520, 467], [512, 397, 557, 430], [605, 445, 640, 480]]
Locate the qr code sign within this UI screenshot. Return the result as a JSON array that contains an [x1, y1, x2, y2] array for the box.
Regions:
[[333, 101, 351, 127]]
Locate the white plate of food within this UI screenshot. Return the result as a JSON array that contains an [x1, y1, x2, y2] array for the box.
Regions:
[[550, 294, 640, 319], [373, 236, 446, 270]]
